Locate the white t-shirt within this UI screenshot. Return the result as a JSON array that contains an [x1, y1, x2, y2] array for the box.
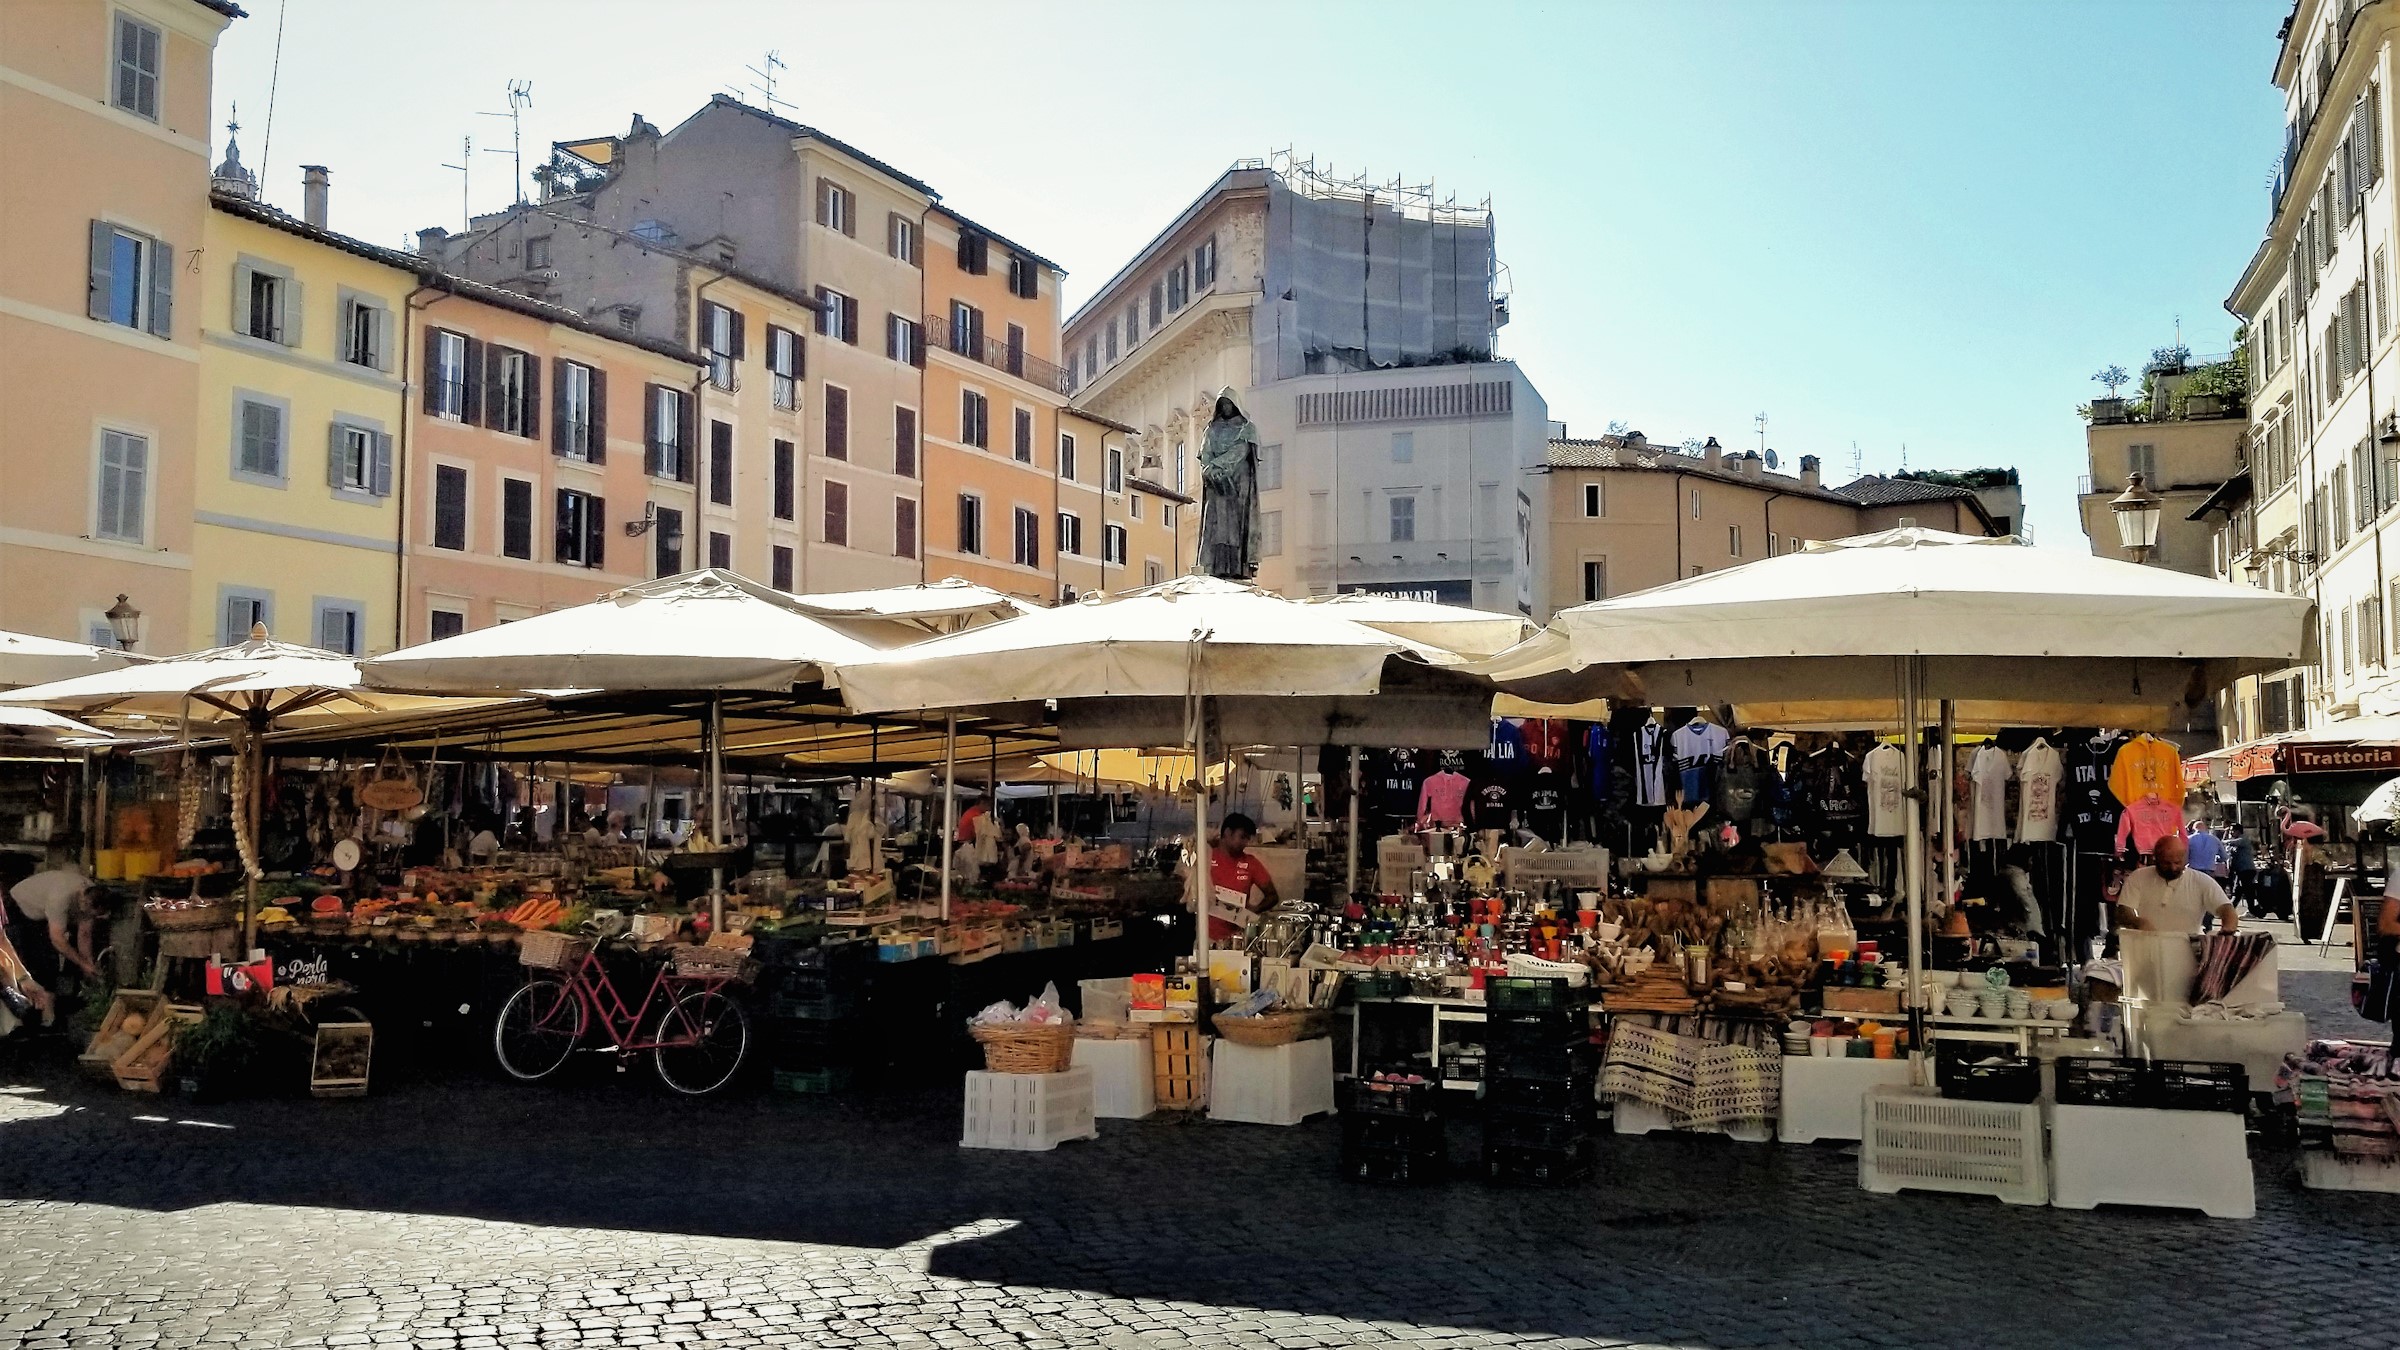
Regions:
[[9, 868, 89, 926], [2117, 866, 2230, 934], [2015, 740, 2063, 843], [1968, 745, 2012, 841], [1862, 743, 1907, 838]]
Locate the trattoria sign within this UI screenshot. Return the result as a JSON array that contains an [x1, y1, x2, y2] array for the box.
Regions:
[[2285, 744, 2400, 775]]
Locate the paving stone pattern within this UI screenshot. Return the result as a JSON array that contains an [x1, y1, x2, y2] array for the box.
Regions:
[[3, 981, 2398, 1350]]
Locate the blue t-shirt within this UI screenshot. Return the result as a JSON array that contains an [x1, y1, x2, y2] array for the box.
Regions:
[[2185, 829, 2222, 874]]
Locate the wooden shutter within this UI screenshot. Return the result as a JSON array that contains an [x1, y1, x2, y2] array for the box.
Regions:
[[586, 496, 606, 569], [280, 277, 302, 348], [710, 420, 733, 505], [326, 422, 347, 489], [958, 229, 975, 272], [677, 391, 697, 483], [644, 384, 664, 476], [895, 406, 917, 477], [423, 330, 445, 415], [233, 263, 255, 335], [556, 490, 576, 565], [552, 358, 570, 454], [522, 351, 541, 441], [483, 344, 506, 430], [826, 385, 849, 460], [224, 597, 250, 645], [774, 439, 794, 519], [729, 309, 746, 360], [816, 178, 831, 227], [371, 432, 393, 497], [87, 220, 114, 321], [841, 296, 858, 346], [460, 337, 485, 426], [147, 235, 173, 338], [587, 367, 608, 463]]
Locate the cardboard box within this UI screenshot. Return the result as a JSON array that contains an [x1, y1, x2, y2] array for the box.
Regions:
[[1821, 987, 1902, 1015]]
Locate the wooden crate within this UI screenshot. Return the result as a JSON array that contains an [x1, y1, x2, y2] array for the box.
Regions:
[[1822, 986, 1902, 1015], [78, 990, 167, 1078], [1151, 1024, 1208, 1112], [310, 1021, 374, 1098], [110, 1006, 201, 1093]]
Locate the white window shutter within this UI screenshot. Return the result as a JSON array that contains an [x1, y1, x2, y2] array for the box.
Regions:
[[233, 264, 253, 335], [283, 278, 303, 349], [88, 220, 114, 321], [327, 421, 345, 488], [372, 433, 394, 496], [147, 236, 172, 338]]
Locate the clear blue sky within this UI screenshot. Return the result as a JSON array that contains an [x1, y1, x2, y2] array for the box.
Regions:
[[209, 0, 2289, 544]]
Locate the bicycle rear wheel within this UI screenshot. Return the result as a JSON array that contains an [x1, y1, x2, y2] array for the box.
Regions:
[[653, 986, 750, 1095], [494, 979, 585, 1081]]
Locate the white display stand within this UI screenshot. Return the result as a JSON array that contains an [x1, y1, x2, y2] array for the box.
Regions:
[[2138, 1010, 2307, 1090], [1071, 1036, 1156, 1119], [1778, 1055, 1912, 1144], [1611, 1098, 1772, 1142], [1208, 1036, 1335, 1126], [2048, 1103, 2254, 1219], [2302, 1152, 2400, 1193], [1859, 1085, 2048, 1206], [961, 1067, 1097, 1151]]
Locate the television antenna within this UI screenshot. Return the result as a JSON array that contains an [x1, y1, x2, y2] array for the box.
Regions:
[[744, 51, 791, 117], [1753, 411, 1768, 456], [1849, 441, 1863, 479], [477, 80, 534, 206], [439, 135, 472, 232]]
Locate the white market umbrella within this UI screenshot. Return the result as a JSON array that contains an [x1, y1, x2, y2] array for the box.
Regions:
[[0, 628, 148, 690], [2356, 776, 2400, 828], [1296, 593, 1536, 660], [832, 574, 1496, 959], [784, 577, 1029, 632], [0, 706, 114, 752]]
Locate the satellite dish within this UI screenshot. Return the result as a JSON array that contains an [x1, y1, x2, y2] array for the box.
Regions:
[[1764, 450, 1780, 470]]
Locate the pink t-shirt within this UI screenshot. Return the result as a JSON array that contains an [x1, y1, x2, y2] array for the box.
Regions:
[[1416, 771, 1470, 829], [2116, 796, 2182, 856]]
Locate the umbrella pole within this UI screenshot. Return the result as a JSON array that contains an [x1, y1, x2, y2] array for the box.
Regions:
[[1939, 698, 1957, 956], [243, 720, 266, 950], [709, 696, 725, 934], [939, 713, 957, 923], [1192, 697, 1210, 975], [1346, 746, 1362, 896], [1903, 657, 1927, 1087]]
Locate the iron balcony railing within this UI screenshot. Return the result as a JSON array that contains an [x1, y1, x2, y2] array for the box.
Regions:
[[922, 315, 1072, 396]]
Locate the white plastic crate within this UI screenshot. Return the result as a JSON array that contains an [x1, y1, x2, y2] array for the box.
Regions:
[[1070, 1036, 1156, 1119], [2049, 1104, 2254, 1219], [961, 1066, 1098, 1151], [1859, 1084, 2047, 1206], [1778, 1055, 1912, 1144], [1208, 1036, 1335, 1126], [2302, 1152, 2400, 1193]]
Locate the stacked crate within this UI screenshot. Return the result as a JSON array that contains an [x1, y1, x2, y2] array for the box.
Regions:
[[1480, 976, 1599, 1186], [1337, 1076, 1446, 1184], [760, 936, 875, 1093]]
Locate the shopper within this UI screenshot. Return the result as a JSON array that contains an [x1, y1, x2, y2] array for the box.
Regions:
[[2115, 833, 2238, 936], [2373, 872, 2400, 1049], [4, 857, 101, 994], [1208, 812, 1281, 943], [2185, 818, 2223, 877]]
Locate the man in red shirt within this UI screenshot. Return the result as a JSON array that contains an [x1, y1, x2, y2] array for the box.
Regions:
[[1208, 813, 1281, 943]]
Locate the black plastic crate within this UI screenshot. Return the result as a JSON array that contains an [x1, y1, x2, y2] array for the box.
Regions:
[[1486, 1043, 1599, 1084], [764, 974, 865, 1020], [1342, 1113, 1446, 1154], [1937, 1051, 2041, 1104], [763, 1019, 871, 1067], [1483, 1106, 1596, 1152], [1482, 1138, 1594, 1187], [2147, 1060, 2248, 1113], [1338, 1076, 1444, 1120], [1340, 1142, 1445, 1185], [1485, 1004, 1586, 1033], [1486, 976, 1590, 1013], [1484, 1072, 1597, 1114], [2054, 1056, 2146, 1107]]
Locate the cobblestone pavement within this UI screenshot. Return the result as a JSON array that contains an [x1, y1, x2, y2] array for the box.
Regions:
[[5, 982, 2400, 1350]]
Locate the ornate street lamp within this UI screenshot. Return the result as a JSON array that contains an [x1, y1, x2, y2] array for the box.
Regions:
[[2109, 472, 2163, 564], [103, 593, 142, 651]]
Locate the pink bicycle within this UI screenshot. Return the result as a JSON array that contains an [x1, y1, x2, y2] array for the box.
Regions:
[[493, 930, 751, 1095]]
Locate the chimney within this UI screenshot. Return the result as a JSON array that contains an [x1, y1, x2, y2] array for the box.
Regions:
[[1702, 435, 1722, 470], [301, 165, 330, 229], [1898, 516, 1918, 529], [1799, 454, 1821, 489], [1741, 452, 1765, 481], [416, 226, 450, 259]]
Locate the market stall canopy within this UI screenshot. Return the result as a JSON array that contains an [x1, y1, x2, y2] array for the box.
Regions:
[[829, 575, 1500, 750], [0, 628, 148, 690], [0, 627, 476, 728], [1479, 527, 2318, 727], [0, 706, 114, 751], [782, 578, 1029, 631], [2355, 775, 2400, 827], [1295, 593, 1535, 660], [360, 570, 926, 696]]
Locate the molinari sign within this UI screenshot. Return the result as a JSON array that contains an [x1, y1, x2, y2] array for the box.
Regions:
[[2285, 744, 2400, 775], [1337, 580, 1474, 605]]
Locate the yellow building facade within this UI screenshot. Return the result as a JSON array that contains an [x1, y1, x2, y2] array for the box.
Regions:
[[194, 189, 414, 653]]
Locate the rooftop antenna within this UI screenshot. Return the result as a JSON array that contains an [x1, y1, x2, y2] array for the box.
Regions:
[[1849, 441, 1863, 479], [477, 80, 534, 206], [745, 51, 791, 116], [1753, 411, 1768, 456], [440, 135, 472, 233], [1900, 442, 1910, 471]]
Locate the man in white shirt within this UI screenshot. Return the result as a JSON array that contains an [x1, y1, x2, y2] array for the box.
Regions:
[[6, 863, 100, 985], [2115, 833, 2238, 935]]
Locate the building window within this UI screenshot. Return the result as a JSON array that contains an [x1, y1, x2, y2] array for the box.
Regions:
[[1106, 445, 1125, 493], [1148, 281, 1163, 327], [557, 360, 599, 461], [768, 325, 801, 409], [1104, 321, 1118, 363], [1085, 336, 1100, 375], [647, 386, 691, 480], [1008, 254, 1040, 299], [1130, 492, 1143, 522], [1104, 524, 1128, 565], [957, 230, 990, 275], [773, 439, 795, 520], [235, 394, 286, 483], [824, 480, 849, 547], [816, 179, 853, 236], [94, 429, 148, 544], [889, 214, 917, 265], [2127, 443, 2157, 484], [1058, 511, 1084, 556], [708, 531, 731, 570], [1145, 560, 1164, 586], [1013, 507, 1040, 567], [501, 477, 533, 559], [314, 601, 363, 657], [895, 497, 918, 560], [555, 489, 604, 568], [113, 14, 163, 117], [1767, 531, 1779, 556], [771, 545, 794, 591], [222, 592, 271, 646], [1582, 559, 1608, 603], [429, 609, 465, 641], [1013, 407, 1034, 463], [487, 346, 536, 437], [949, 300, 984, 357], [432, 465, 468, 550], [88, 221, 169, 336], [1166, 261, 1190, 312], [885, 314, 921, 366], [1194, 235, 1218, 289], [1059, 433, 1078, 482], [814, 288, 859, 345], [1260, 510, 1283, 557], [961, 390, 990, 449], [653, 506, 683, 576], [708, 421, 734, 506], [428, 330, 470, 420], [1163, 502, 1178, 530], [1257, 444, 1282, 491], [1582, 482, 1604, 517], [1690, 488, 1703, 519], [957, 494, 984, 555], [1728, 524, 1742, 557], [1126, 303, 1141, 345], [895, 405, 918, 478], [238, 263, 294, 345], [1390, 495, 1416, 543], [824, 384, 849, 461], [1390, 430, 1414, 464], [329, 422, 391, 496], [703, 302, 743, 390], [340, 295, 388, 370]]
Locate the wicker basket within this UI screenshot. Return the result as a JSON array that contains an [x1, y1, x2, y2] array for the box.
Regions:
[[668, 944, 756, 984], [1213, 1009, 1333, 1048], [144, 900, 237, 932], [969, 1022, 1076, 1073], [517, 930, 591, 971]]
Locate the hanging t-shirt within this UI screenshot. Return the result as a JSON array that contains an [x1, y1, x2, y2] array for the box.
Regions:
[[1486, 719, 1529, 780], [1372, 748, 1423, 824], [1968, 744, 2012, 841], [1633, 722, 1669, 807], [1416, 770, 1470, 829], [1522, 768, 1567, 841], [1469, 776, 1515, 833], [1524, 719, 1569, 771], [1670, 719, 1730, 805], [2107, 734, 2184, 809], [2116, 796, 2183, 855], [1862, 743, 1908, 838], [2065, 732, 2128, 852], [1716, 739, 1776, 823], [2015, 739, 2064, 843], [1582, 722, 1613, 801]]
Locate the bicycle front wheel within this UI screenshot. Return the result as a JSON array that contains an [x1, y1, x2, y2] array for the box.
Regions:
[[494, 978, 585, 1081], [653, 987, 751, 1095]]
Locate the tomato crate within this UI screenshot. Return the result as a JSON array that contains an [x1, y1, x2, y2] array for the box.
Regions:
[[1481, 1137, 1595, 1187]]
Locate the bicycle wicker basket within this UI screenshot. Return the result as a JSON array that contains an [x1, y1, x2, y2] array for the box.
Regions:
[[668, 943, 755, 984], [969, 1022, 1075, 1073], [1213, 1009, 1332, 1048], [517, 930, 591, 971]]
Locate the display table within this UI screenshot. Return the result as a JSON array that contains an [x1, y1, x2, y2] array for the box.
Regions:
[[2137, 1010, 2307, 1089], [1071, 1036, 1155, 1119], [1349, 994, 1498, 1087], [1778, 1054, 1911, 1144], [2048, 1103, 2254, 1218], [1209, 1036, 1335, 1126]]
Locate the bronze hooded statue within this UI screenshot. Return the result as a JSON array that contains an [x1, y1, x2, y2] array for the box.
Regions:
[[1195, 387, 1262, 580]]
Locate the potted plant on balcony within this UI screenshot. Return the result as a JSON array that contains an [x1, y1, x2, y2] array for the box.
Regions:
[[2086, 365, 2130, 423]]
